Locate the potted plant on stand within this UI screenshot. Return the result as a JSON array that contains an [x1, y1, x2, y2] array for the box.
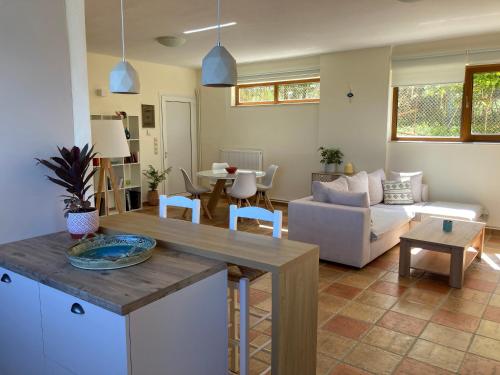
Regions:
[[36, 144, 99, 238], [318, 146, 344, 173], [143, 165, 171, 206]]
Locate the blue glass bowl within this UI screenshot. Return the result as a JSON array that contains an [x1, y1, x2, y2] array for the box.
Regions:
[[67, 234, 156, 270]]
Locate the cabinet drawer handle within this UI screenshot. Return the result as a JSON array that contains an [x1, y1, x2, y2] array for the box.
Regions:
[[1, 273, 11, 283], [70, 303, 85, 315]]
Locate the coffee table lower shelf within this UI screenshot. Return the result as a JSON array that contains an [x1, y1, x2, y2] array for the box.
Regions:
[[410, 248, 479, 276]]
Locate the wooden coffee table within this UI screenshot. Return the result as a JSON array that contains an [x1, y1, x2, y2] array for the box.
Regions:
[[399, 217, 485, 288]]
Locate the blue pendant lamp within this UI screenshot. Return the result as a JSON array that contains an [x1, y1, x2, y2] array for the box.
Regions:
[[109, 0, 140, 94], [201, 0, 237, 87]]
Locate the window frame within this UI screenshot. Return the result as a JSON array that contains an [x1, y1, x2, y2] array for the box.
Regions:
[[391, 63, 500, 142], [235, 78, 320, 106]]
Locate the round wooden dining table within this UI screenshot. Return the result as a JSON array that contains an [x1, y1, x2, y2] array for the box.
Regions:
[[197, 169, 266, 215]]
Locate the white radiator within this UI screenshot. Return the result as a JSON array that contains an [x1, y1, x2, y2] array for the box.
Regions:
[[219, 149, 263, 170]]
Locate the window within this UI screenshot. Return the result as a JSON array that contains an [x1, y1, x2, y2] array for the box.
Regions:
[[392, 64, 500, 142], [235, 79, 320, 106]]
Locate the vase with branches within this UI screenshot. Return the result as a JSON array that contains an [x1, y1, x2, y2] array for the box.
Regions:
[[143, 165, 172, 206], [318, 146, 344, 172]]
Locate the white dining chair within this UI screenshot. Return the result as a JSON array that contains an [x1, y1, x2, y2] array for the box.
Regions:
[[159, 195, 201, 224], [227, 204, 282, 375], [180, 168, 212, 220], [227, 172, 257, 208], [256, 165, 279, 211]]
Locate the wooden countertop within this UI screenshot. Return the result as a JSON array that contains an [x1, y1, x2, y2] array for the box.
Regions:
[[0, 231, 226, 315], [100, 212, 319, 272]]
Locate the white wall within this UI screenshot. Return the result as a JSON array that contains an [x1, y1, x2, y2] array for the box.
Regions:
[[87, 53, 198, 199], [0, 0, 76, 244]]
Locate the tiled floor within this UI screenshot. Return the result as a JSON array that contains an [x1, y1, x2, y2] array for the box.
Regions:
[[141, 200, 500, 374]]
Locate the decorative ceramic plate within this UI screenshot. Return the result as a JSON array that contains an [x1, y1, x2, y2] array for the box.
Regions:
[[67, 234, 156, 270]]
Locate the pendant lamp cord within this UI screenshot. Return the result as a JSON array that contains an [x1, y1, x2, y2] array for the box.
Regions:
[[120, 0, 126, 61], [217, 0, 221, 46]]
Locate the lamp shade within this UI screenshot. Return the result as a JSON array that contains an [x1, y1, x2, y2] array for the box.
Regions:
[[201, 45, 237, 87], [91, 120, 130, 158], [109, 61, 140, 94]]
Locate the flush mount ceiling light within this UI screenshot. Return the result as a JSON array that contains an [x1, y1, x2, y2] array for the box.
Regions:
[[201, 0, 237, 87], [109, 0, 140, 94], [184, 22, 237, 35], [156, 35, 187, 47]]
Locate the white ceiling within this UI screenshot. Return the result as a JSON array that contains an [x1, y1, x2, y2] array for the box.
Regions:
[[85, 0, 500, 68]]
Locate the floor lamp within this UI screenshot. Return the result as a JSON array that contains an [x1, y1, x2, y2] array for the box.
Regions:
[[91, 120, 131, 214]]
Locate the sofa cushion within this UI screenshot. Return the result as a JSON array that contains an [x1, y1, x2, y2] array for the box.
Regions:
[[414, 201, 484, 221], [326, 189, 369, 208], [312, 179, 348, 203], [368, 169, 386, 206], [370, 205, 413, 241], [383, 180, 414, 205], [345, 171, 370, 198], [390, 171, 423, 203]]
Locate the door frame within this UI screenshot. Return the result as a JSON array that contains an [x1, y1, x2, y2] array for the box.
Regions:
[[159, 95, 198, 195]]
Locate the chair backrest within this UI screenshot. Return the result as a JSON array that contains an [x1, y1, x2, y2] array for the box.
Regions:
[[229, 172, 257, 199], [159, 195, 201, 224], [261, 164, 279, 188], [229, 205, 282, 238], [180, 168, 197, 194], [212, 162, 229, 171]]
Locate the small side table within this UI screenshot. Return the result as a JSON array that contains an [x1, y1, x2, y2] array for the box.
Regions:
[[311, 171, 352, 193]]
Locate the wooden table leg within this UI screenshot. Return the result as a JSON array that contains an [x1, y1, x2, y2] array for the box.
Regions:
[[207, 179, 227, 214], [475, 228, 485, 260], [450, 247, 465, 288], [271, 251, 318, 375], [399, 239, 411, 277]]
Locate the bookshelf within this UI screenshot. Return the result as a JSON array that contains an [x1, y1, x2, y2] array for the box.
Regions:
[[91, 114, 143, 216]]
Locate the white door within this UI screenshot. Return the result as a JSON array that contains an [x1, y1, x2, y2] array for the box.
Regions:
[[161, 98, 196, 195]]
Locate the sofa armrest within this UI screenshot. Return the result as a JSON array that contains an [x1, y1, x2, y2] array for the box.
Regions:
[[288, 196, 372, 267], [421, 184, 429, 202]]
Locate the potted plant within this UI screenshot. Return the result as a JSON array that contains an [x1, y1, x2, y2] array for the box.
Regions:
[[36, 144, 99, 238], [143, 165, 171, 206], [318, 146, 344, 173]]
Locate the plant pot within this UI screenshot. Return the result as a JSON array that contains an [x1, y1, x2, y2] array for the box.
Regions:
[[324, 164, 337, 173], [66, 209, 99, 239], [148, 190, 160, 206]]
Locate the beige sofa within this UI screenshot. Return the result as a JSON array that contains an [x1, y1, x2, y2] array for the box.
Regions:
[[288, 186, 484, 268]]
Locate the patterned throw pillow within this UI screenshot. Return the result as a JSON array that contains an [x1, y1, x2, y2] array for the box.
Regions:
[[383, 180, 414, 205]]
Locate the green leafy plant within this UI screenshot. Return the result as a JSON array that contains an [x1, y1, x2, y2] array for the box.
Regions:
[[318, 146, 344, 165], [143, 165, 172, 191], [36, 144, 97, 217]]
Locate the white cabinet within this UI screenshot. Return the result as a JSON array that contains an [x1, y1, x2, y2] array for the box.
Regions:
[[0, 267, 45, 375], [39, 284, 129, 375]]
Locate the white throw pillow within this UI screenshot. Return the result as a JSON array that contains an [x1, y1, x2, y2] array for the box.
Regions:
[[368, 169, 386, 206], [390, 171, 423, 203], [312, 179, 348, 203], [344, 171, 370, 202], [326, 189, 369, 208]]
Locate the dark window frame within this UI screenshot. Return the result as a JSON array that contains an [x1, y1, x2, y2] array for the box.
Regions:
[[235, 78, 320, 106]]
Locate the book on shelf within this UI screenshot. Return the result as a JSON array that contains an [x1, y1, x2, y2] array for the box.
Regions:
[[125, 190, 131, 211]]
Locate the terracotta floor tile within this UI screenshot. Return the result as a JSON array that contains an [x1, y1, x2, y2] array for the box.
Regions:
[[353, 265, 388, 278], [489, 293, 500, 307], [395, 358, 454, 375], [318, 292, 350, 315], [356, 290, 398, 310], [344, 343, 402, 375], [378, 311, 427, 336], [420, 322, 472, 351], [381, 271, 421, 287], [318, 279, 334, 292], [431, 309, 480, 333], [495, 284, 500, 295], [319, 266, 346, 282], [370, 280, 408, 297], [476, 319, 500, 340], [460, 353, 500, 375], [450, 287, 491, 304], [317, 330, 357, 360], [463, 277, 497, 293], [324, 282, 363, 300], [408, 339, 465, 372], [340, 301, 386, 323], [483, 305, 500, 323], [248, 289, 271, 306], [329, 363, 370, 375], [369, 257, 398, 271], [414, 278, 451, 294], [362, 326, 415, 355], [250, 276, 272, 293], [403, 288, 445, 306], [337, 273, 377, 289], [323, 315, 371, 340], [318, 308, 336, 326], [391, 299, 436, 320], [469, 335, 500, 361], [465, 268, 499, 283], [316, 353, 336, 375], [440, 296, 486, 318]]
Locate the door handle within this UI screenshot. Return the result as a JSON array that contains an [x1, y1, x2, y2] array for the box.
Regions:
[[71, 303, 85, 315], [1, 273, 11, 283]]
